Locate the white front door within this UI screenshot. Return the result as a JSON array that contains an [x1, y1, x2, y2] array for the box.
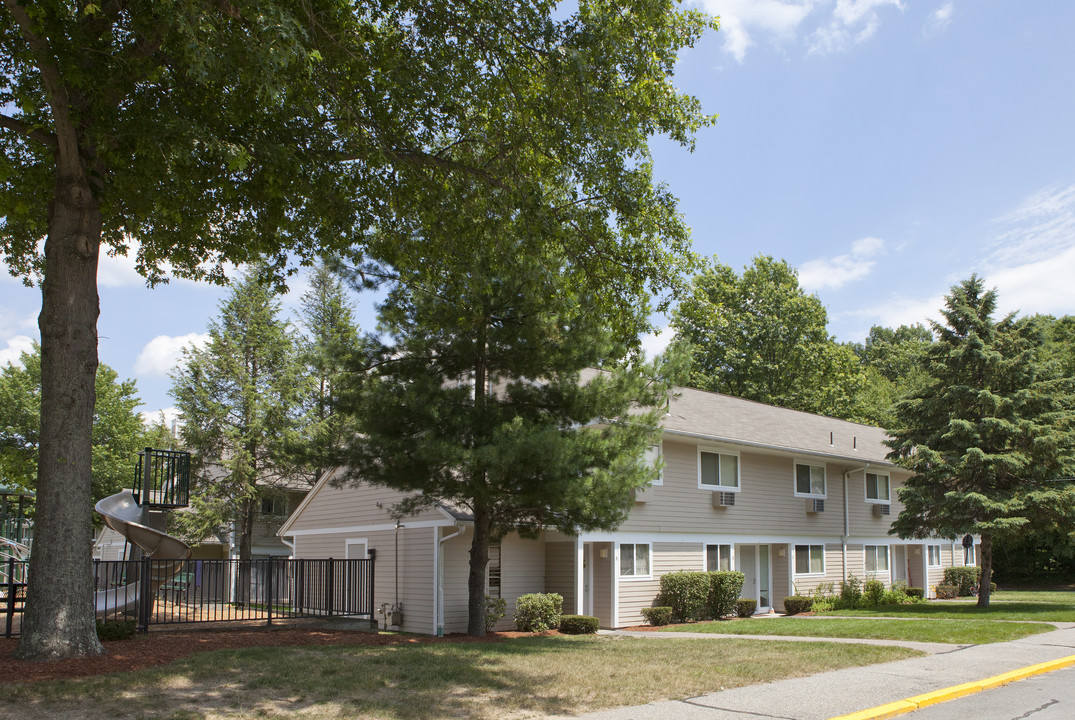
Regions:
[[892, 545, 908, 585], [736, 544, 771, 614]]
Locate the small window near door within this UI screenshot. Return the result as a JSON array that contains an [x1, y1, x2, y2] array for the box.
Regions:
[[644, 444, 663, 486], [706, 544, 731, 571], [487, 545, 502, 598], [620, 543, 651, 578], [865, 545, 890, 573], [794, 545, 824, 575], [927, 545, 942, 568]]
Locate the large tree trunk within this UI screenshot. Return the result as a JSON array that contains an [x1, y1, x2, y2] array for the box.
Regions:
[[467, 502, 492, 636], [977, 534, 993, 609], [14, 171, 104, 660], [233, 497, 256, 605]]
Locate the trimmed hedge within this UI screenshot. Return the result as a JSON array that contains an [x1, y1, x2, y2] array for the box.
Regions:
[[641, 606, 673, 626], [514, 593, 563, 632], [485, 595, 507, 630], [906, 587, 925, 600], [943, 566, 980, 597], [735, 598, 757, 618], [783, 596, 813, 615], [656, 571, 709, 623], [935, 583, 960, 599], [559, 615, 599, 634], [708, 571, 746, 619]]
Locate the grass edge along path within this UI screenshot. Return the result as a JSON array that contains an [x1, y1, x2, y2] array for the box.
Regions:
[[0, 634, 921, 720], [664, 616, 1050, 644]]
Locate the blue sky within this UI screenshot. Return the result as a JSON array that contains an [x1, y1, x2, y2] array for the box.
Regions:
[[2, 0, 1074, 422]]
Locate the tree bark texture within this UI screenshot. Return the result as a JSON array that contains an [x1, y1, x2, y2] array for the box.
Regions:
[[466, 503, 492, 636], [977, 534, 993, 609], [14, 171, 104, 659]]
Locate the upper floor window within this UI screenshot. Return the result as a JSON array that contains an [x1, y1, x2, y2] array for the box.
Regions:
[[794, 544, 824, 575], [927, 545, 942, 568], [865, 472, 891, 503], [706, 544, 732, 572], [699, 448, 740, 491], [644, 444, 663, 486], [964, 543, 976, 566], [260, 496, 287, 516], [619, 543, 651, 578], [865, 545, 889, 573], [795, 462, 826, 498]]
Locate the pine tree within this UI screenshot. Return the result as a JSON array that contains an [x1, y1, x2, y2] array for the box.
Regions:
[[170, 264, 301, 601], [887, 277, 1075, 607], [335, 239, 675, 636]]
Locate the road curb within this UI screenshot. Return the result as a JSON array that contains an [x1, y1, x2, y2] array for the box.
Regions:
[[827, 655, 1075, 720]]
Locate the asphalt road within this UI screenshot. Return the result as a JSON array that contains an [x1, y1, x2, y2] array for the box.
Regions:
[[906, 665, 1075, 720]]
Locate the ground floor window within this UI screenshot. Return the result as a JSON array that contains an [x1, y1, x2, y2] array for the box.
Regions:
[[706, 544, 732, 572], [794, 544, 824, 575], [865, 545, 889, 573], [927, 545, 941, 567], [620, 543, 651, 577], [964, 544, 976, 566]]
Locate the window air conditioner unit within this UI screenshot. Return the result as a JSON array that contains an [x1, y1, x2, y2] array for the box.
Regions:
[[806, 499, 825, 513], [713, 491, 736, 508], [872, 503, 891, 517]]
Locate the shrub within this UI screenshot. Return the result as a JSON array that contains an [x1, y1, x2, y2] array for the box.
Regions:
[[935, 583, 960, 599], [839, 574, 862, 606], [640, 606, 673, 626], [656, 571, 709, 622], [96, 619, 136, 641], [906, 587, 925, 600], [943, 566, 980, 597], [862, 579, 886, 607], [783, 596, 813, 615], [485, 595, 507, 631], [559, 615, 599, 634], [735, 598, 757, 617], [514, 592, 563, 632], [707, 571, 745, 619], [811, 598, 835, 613]]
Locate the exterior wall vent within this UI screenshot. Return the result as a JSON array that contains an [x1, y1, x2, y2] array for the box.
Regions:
[[806, 499, 825, 513], [872, 503, 891, 517], [713, 491, 736, 508]]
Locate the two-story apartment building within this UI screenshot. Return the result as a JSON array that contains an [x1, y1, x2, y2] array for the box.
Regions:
[[279, 385, 979, 634]]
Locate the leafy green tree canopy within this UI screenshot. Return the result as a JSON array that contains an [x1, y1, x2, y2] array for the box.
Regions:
[[886, 276, 1075, 607], [671, 255, 867, 420]]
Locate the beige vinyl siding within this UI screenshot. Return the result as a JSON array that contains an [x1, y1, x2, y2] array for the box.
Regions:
[[295, 526, 435, 635], [498, 534, 546, 630], [545, 542, 576, 614], [791, 544, 845, 595], [617, 542, 701, 627], [620, 441, 875, 537], [441, 532, 470, 634], [592, 542, 614, 628], [285, 481, 445, 534]]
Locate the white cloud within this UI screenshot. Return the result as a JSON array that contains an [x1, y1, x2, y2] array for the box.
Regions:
[[808, 0, 904, 56], [698, 0, 816, 62], [640, 326, 677, 360], [798, 236, 885, 291], [0, 335, 36, 367], [135, 333, 211, 377], [140, 406, 183, 429], [925, 2, 954, 35], [98, 246, 144, 288]]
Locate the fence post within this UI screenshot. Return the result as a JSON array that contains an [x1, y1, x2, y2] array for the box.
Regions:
[[266, 559, 273, 627], [4, 557, 14, 638], [326, 558, 334, 617], [295, 559, 304, 615], [139, 557, 151, 633], [367, 557, 375, 621]]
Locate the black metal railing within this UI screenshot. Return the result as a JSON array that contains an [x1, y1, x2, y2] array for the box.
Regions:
[[4, 557, 374, 637], [133, 448, 191, 509]]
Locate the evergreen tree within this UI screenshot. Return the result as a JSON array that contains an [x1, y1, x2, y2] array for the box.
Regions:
[[671, 256, 868, 420], [336, 236, 675, 636], [170, 264, 301, 601], [886, 277, 1075, 607]]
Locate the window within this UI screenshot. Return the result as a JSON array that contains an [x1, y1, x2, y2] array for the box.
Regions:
[[260, 496, 286, 516], [964, 543, 976, 566], [795, 462, 826, 497], [706, 544, 732, 572], [865, 472, 891, 502], [619, 543, 651, 577], [865, 545, 890, 573], [794, 545, 824, 575], [927, 545, 942, 568], [487, 545, 502, 598], [644, 444, 663, 486], [699, 449, 740, 490]]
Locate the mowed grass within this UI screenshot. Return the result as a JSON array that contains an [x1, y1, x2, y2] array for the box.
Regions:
[[0, 634, 919, 720], [667, 617, 1049, 644], [817, 589, 1075, 623]]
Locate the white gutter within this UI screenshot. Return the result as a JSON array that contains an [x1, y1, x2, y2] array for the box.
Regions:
[[436, 524, 466, 636], [842, 464, 870, 582], [280, 536, 295, 559]]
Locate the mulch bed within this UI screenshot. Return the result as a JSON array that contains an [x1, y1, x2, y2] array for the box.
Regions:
[[0, 626, 555, 685]]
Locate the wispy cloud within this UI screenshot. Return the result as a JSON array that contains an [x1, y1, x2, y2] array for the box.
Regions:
[[0, 335, 36, 368], [135, 333, 211, 377], [698, 0, 816, 62], [809, 0, 905, 55], [140, 406, 183, 429], [924, 1, 955, 36], [798, 237, 885, 291]]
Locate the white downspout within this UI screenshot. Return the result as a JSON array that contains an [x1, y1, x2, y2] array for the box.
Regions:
[[843, 464, 870, 582], [280, 537, 295, 559], [437, 524, 466, 636]]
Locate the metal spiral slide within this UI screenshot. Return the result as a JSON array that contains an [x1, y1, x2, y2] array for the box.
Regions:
[[94, 489, 191, 615]]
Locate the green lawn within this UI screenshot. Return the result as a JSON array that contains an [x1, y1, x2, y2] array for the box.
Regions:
[[816, 589, 1075, 623], [666, 617, 1050, 644], [0, 635, 919, 720]]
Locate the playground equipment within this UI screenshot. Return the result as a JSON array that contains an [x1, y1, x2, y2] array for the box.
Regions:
[[93, 448, 192, 616]]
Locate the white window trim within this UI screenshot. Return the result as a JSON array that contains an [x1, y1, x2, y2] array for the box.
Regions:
[[618, 542, 653, 580], [964, 544, 976, 566], [793, 459, 827, 499], [793, 544, 825, 576], [345, 537, 369, 559], [864, 471, 892, 504], [646, 444, 663, 486], [927, 544, 942, 568], [697, 446, 742, 492], [864, 544, 890, 574], [704, 543, 734, 573]]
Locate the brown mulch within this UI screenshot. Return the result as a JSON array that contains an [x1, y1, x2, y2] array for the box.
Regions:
[[0, 626, 554, 686]]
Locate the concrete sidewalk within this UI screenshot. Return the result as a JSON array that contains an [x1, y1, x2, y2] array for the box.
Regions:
[[548, 625, 1075, 720]]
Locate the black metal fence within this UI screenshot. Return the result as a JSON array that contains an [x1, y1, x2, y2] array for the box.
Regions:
[[3, 557, 374, 637]]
